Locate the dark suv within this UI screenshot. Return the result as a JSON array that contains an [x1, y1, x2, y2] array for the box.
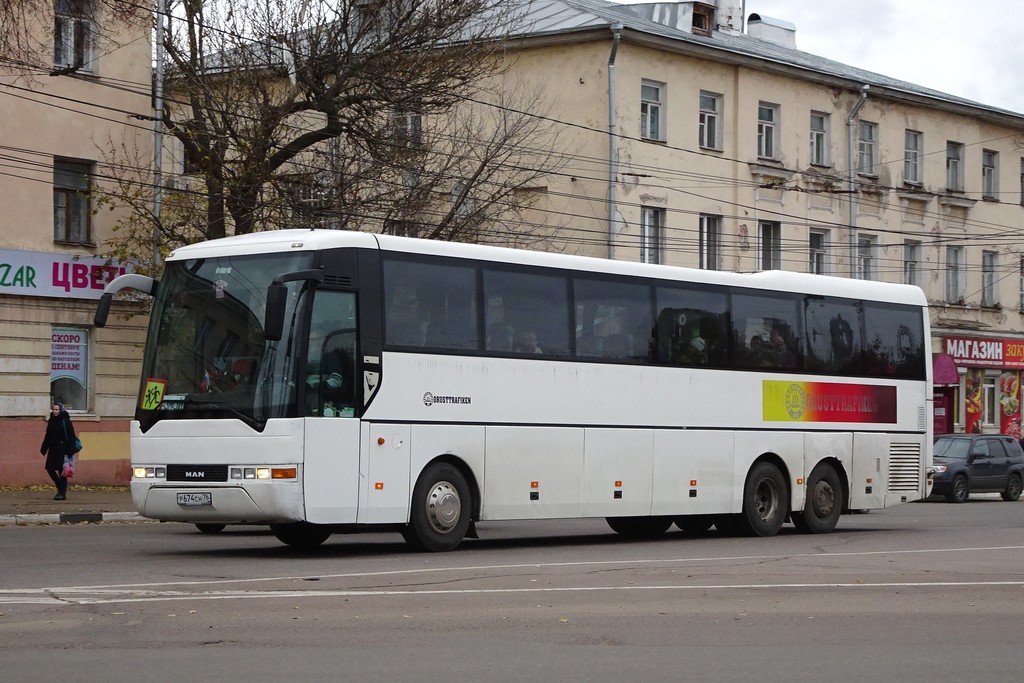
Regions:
[[932, 434, 1024, 503]]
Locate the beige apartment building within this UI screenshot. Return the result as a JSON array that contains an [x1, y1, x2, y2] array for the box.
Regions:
[[0, 3, 151, 484], [497, 0, 1024, 437], [4, 1, 1022, 486]]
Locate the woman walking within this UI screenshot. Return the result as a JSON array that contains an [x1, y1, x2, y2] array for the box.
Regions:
[[40, 403, 77, 500]]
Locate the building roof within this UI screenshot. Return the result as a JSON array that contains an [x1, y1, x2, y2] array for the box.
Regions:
[[514, 0, 1024, 121]]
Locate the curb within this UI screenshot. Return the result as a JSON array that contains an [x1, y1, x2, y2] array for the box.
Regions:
[[0, 511, 145, 526]]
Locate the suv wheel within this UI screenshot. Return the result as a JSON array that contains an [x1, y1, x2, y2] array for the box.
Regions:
[[945, 474, 969, 503], [1001, 473, 1022, 502]]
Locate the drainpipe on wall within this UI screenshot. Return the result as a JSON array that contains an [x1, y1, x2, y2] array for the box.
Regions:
[[608, 24, 622, 260], [846, 84, 869, 278]]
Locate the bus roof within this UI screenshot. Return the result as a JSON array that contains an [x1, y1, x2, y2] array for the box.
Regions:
[[167, 229, 927, 307]]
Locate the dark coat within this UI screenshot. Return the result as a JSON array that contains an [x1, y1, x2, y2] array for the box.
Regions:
[[40, 407, 77, 471]]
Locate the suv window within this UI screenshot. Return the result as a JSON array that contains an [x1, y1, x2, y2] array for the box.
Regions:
[[973, 439, 997, 458]]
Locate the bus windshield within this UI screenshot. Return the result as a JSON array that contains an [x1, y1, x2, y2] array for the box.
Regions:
[[136, 252, 313, 430]]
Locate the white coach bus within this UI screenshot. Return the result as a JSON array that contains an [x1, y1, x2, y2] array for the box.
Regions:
[[95, 229, 932, 550]]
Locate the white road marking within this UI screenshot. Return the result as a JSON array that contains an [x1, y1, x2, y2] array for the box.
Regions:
[[2, 544, 1023, 606]]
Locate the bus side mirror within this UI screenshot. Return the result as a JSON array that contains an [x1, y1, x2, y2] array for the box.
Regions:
[[263, 268, 324, 342], [264, 283, 288, 342], [94, 273, 158, 328]]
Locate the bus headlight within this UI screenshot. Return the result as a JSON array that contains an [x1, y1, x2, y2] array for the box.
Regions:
[[133, 467, 166, 479]]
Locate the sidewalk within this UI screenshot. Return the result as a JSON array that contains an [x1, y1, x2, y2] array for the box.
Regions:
[[0, 486, 144, 526]]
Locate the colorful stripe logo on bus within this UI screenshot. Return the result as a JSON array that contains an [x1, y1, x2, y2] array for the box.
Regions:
[[763, 380, 897, 423]]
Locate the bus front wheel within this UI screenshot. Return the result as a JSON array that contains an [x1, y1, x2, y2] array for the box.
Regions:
[[791, 463, 843, 534], [403, 462, 472, 552], [270, 522, 331, 548], [739, 461, 787, 537]]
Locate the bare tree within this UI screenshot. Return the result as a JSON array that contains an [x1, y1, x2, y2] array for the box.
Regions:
[[94, 0, 566, 270]]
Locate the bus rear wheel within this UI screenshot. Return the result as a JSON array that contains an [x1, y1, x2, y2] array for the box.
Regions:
[[738, 461, 787, 537], [403, 462, 472, 552], [791, 463, 843, 534], [270, 522, 331, 548], [606, 516, 673, 537]]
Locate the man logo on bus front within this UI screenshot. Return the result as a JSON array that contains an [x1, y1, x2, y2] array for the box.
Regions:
[[423, 392, 434, 407], [785, 383, 806, 419]]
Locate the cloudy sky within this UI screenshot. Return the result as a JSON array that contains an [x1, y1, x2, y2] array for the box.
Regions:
[[740, 0, 1024, 113], [614, 1, 1024, 114]]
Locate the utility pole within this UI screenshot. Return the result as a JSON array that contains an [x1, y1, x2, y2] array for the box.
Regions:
[[152, 0, 166, 268]]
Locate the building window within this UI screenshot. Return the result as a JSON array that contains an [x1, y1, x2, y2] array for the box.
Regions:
[[946, 246, 965, 303], [1019, 158, 1024, 206], [809, 230, 827, 274], [857, 121, 878, 175], [947, 141, 964, 191], [50, 326, 89, 411], [983, 374, 998, 426], [809, 112, 829, 166], [904, 130, 922, 184], [982, 149, 998, 199], [53, 159, 91, 243], [856, 235, 876, 280], [54, 0, 95, 71], [757, 102, 778, 160], [1019, 257, 1024, 312], [698, 91, 722, 150], [641, 81, 664, 141], [391, 108, 423, 149], [640, 206, 664, 264], [699, 214, 721, 270], [758, 221, 781, 270], [903, 240, 920, 287], [982, 251, 997, 306], [691, 2, 714, 36]]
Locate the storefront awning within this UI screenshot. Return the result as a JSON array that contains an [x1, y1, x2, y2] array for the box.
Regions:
[[933, 353, 960, 385]]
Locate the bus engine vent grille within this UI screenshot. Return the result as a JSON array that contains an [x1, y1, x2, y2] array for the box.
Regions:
[[887, 443, 921, 492], [166, 465, 229, 482], [323, 274, 353, 288]]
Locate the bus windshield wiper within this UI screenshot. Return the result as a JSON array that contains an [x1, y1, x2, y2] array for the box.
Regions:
[[178, 395, 265, 431]]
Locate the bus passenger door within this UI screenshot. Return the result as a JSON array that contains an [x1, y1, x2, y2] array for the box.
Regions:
[[302, 290, 362, 524]]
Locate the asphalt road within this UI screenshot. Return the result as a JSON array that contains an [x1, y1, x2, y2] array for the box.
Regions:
[[2, 497, 1022, 682]]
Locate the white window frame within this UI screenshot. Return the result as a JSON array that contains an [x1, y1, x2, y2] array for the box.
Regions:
[[54, 0, 95, 72], [757, 102, 778, 160], [946, 246, 965, 303], [758, 221, 781, 270], [904, 130, 922, 184], [699, 214, 721, 270], [808, 229, 827, 274], [983, 373, 998, 426], [391, 108, 423, 148], [858, 121, 878, 175], [699, 91, 722, 150], [641, 81, 664, 141], [856, 235, 876, 280], [1019, 257, 1024, 312], [982, 251, 997, 306], [982, 149, 998, 199], [903, 240, 920, 287], [1019, 157, 1024, 206], [809, 112, 829, 166], [947, 142, 965, 191], [640, 206, 664, 264]]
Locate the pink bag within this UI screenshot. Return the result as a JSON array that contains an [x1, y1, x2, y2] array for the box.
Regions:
[[61, 455, 75, 478]]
